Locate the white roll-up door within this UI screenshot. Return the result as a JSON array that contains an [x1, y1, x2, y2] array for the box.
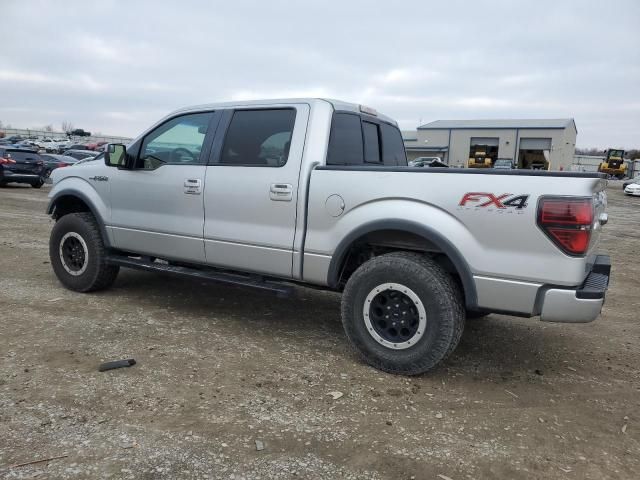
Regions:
[[519, 138, 551, 150], [470, 137, 499, 146]]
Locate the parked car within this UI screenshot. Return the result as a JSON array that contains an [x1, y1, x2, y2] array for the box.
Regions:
[[409, 157, 448, 168], [62, 149, 101, 161], [493, 158, 515, 169], [66, 144, 89, 151], [47, 98, 610, 375], [0, 147, 46, 187], [17, 140, 41, 150], [623, 182, 640, 196], [54, 139, 72, 153], [622, 175, 640, 190], [1, 135, 25, 144], [85, 141, 108, 151], [40, 154, 79, 177], [36, 138, 56, 151]]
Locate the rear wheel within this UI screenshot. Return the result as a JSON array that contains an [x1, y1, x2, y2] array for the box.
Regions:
[[341, 252, 465, 375], [49, 212, 119, 292]]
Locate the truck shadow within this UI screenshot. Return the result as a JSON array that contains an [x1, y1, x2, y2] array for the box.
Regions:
[[109, 269, 584, 378]]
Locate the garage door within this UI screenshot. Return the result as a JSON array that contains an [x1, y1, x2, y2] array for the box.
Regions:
[[471, 137, 499, 146], [519, 138, 551, 150]]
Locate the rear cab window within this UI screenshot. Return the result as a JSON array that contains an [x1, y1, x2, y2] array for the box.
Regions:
[[327, 112, 407, 167], [362, 122, 381, 164]]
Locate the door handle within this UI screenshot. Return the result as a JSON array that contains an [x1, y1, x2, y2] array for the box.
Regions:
[[270, 183, 293, 201], [184, 178, 202, 195]]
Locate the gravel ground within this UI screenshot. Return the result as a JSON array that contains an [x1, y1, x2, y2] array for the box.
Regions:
[[0, 182, 638, 479]]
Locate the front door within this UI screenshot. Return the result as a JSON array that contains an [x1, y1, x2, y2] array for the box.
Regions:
[[203, 105, 309, 277], [110, 111, 219, 263]]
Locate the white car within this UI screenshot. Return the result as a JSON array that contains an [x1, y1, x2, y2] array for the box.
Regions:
[[37, 138, 60, 152], [624, 182, 640, 196]]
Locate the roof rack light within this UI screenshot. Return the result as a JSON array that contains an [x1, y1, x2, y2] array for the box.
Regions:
[[359, 105, 377, 116]]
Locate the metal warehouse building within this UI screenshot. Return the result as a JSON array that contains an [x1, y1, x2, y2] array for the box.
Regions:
[[403, 119, 577, 170]]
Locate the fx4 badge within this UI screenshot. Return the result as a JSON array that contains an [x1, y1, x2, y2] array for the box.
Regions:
[[459, 192, 529, 210]]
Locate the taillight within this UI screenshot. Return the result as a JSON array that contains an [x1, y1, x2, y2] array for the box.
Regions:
[[57, 162, 69, 168], [537, 197, 594, 256], [0, 157, 16, 164]]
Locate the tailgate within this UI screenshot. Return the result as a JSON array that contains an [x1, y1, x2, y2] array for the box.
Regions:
[[588, 177, 608, 256], [587, 179, 608, 263]]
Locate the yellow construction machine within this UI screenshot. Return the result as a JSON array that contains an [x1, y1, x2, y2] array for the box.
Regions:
[[467, 149, 493, 168], [598, 149, 627, 179]]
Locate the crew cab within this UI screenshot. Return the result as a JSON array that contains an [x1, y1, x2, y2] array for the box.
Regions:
[[46, 99, 610, 374]]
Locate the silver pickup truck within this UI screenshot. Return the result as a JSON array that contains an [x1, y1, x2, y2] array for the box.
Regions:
[[47, 99, 610, 374]]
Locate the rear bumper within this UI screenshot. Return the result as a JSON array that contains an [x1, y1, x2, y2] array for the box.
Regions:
[[1, 172, 42, 183], [540, 255, 610, 323]]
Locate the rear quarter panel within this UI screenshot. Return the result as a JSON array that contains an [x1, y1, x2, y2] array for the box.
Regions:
[[304, 169, 606, 287]]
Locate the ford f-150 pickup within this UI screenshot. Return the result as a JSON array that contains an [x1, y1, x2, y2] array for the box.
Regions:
[[47, 99, 611, 374]]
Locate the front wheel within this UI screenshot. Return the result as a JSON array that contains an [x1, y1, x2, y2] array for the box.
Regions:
[[49, 212, 119, 292], [31, 178, 45, 188], [341, 252, 465, 375]]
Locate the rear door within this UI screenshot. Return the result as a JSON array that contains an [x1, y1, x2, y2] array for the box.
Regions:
[[203, 104, 309, 277], [109, 111, 220, 263]]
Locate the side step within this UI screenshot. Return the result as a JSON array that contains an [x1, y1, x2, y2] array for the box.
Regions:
[[106, 255, 293, 298]]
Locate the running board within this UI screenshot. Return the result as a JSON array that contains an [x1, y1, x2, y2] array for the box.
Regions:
[[106, 255, 293, 298]]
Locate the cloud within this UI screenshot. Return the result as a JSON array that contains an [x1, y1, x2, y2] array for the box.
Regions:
[[0, 69, 106, 91], [0, 0, 638, 146]]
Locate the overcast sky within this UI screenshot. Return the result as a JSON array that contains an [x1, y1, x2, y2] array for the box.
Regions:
[[1, 0, 638, 147]]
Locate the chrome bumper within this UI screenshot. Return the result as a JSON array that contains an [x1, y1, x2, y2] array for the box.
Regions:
[[540, 255, 610, 323]]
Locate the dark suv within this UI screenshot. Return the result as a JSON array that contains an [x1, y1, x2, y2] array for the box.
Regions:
[[0, 147, 47, 188]]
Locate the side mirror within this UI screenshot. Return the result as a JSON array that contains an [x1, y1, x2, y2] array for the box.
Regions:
[[104, 143, 126, 167]]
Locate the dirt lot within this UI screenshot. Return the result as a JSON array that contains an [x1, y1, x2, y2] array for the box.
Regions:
[[0, 182, 638, 479]]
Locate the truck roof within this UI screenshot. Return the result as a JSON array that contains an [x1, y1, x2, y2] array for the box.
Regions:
[[171, 98, 398, 126]]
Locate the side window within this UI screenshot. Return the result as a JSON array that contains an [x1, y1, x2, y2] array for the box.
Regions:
[[327, 113, 364, 165], [218, 109, 296, 167], [362, 121, 381, 164], [138, 112, 214, 169], [380, 123, 408, 166]]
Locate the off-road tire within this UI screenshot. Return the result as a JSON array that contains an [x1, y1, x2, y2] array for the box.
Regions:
[[49, 212, 119, 292], [341, 251, 465, 375]]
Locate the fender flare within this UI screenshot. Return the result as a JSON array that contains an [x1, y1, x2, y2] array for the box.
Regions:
[[327, 219, 477, 308], [47, 188, 111, 247]]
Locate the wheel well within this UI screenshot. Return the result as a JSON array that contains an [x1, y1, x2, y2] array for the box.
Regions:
[[333, 228, 473, 306], [50, 195, 92, 220]]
